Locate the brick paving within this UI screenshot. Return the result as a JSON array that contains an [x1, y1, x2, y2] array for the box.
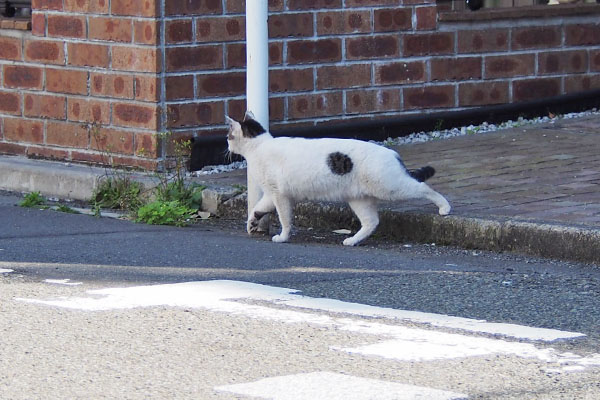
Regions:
[[393, 114, 600, 228], [196, 113, 600, 230]]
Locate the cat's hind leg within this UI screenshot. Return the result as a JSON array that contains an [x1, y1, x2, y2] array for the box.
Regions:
[[421, 184, 451, 215], [271, 195, 294, 243], [247, 194, 275, 234], [343, 199, 379, 246]]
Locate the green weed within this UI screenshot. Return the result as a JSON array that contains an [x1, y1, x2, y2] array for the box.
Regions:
[[20, 192, 47, 208], [91, 177, 145, 212], [136, 200, 196, 227]]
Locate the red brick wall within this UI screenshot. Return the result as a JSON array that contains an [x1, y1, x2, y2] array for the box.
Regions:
[[0, 0, 161, 169], [1, 0, 599, 170]]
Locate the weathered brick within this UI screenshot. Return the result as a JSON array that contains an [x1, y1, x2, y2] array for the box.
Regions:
[[165, 75, 195, 100], [269, 96, 285, 121], [288, 92, 343, 119], [431, 57, 481, 81], [270, 13, 313, 38], [346, 0, 398, 6], [111, 0, 159, 17], [47, 15, 85, 39], [0, 91, 21, 115], [68, 43, 110, 68], [288, 0, 341, 10], [346, 88, 400, 114], [0, 142, 26, 156], [134, 75, 161, 102], [113, 102, 159, 129], [592, 50, 600, 72], [197, 72, 246, 97], [317, 10, 371, 35], [31, 0, 62, 10], [32, 13, 46, 36], [513, 78, 560, 102], [26, 146, 70, 161], [565, 24, 600, 46], [374, 8, 411, 32], [70, 151, 107, 165], [538, 50, 588, 75], [374, 61, 425, 85], [564, 75, 600, 93], [134, 20, 160, 45], [68, 98, 111, 124], [166, 0, 222, 16], [4, 118, 44, 144], [346, 35, 399, 60], [458, 81, 509, 106], [484, 54, 535, 79], [3, 66, 43, 89], [0, 37, 23, 61], [416, 6, 437, 30], [270, 68, 314, 92], [46, 121, 89, 148], [403, 85, 455, 109], [46, 68, 88, 95], [316, 64, 370, 89], [88, 17, 132, 42], [64, 0, 109, 13], [166, 19, 193, 43], [91, 127, 134, 155], [167, 101, 224, 128], [166, 45, 222, 71], [512, 26, 561, 50], [134, 131, 160, 158], [288, 39, 342, 64], [91, 73, 135, 99], [24, 40, 64, 64], [112, 46, 160, 73], [196, 16, 245, 42], [24, 93, 66, 119], [403, 33, 454, 56], [457, 29, 509, 54]]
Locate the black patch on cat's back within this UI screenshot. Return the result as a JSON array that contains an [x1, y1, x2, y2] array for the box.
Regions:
[[241, 118, 266, 138], [327, 152, 354, 175]]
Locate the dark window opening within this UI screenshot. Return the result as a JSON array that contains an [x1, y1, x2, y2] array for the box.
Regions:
[[1, 0, 31, 18]]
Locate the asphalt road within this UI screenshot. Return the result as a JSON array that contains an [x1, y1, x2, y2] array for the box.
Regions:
[[1, 191, 599, 399]]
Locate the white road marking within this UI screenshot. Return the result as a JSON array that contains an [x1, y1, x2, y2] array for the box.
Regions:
[[44, 279, 83, 286], [15, 280, 600, 373], [0, 268, 13, 274], [215, 372, 468, 400]]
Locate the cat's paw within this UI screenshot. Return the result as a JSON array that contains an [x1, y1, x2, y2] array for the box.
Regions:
[[247, 217, 259, 234], [439, 204, 451, 216], [343, 237, 359, 246], [272, 234, 289, 243]]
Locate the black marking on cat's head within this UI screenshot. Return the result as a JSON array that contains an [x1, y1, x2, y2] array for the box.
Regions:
[[327, 152, 354, 175], [240, 118, 266, 138]]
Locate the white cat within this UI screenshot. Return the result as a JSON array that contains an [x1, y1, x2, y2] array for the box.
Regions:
[[226, 112, 451, 246]]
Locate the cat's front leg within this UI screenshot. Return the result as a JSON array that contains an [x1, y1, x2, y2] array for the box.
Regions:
[[271, 195, 294, 243], [247, 194, 275, 234]]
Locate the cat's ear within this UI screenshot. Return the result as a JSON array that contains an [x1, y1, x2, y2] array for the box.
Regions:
[[225, 115, 236, 126], [243, 110, 256, 122]]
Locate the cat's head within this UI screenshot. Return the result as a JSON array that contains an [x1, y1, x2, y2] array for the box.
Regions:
[[225, 111, 267, 156]]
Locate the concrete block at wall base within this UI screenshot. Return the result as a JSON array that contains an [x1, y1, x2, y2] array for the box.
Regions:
[[0, 156, 104, 201]]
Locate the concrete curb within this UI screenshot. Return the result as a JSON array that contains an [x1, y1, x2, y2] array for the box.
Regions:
[[2, 155, 599, 265], [220, 194, 600, 265]]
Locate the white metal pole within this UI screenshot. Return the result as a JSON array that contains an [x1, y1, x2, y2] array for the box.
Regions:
[[245, 0, 269, 229]]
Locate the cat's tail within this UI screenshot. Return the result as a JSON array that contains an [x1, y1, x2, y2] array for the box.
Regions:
[[408, 166, 435, 182]]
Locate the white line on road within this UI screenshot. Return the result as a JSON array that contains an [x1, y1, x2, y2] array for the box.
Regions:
[[15, 280, 600, 372], [215, 372, 468, 400], [0, 268, 13, 274]]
